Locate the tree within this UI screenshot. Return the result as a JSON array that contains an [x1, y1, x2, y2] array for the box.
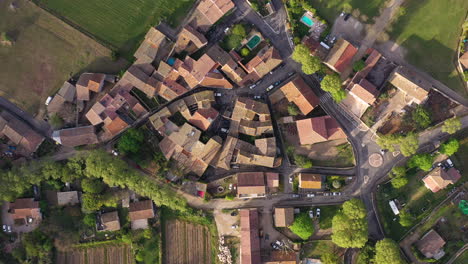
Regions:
[[399, 133, 419, 157], [390, 166, 406, 178], [21, 230, 53, 263], [287, 103, 300, 116], [332, 180, 341, 189], [439, 138, 459, 156], [331, 199, 368, 248], [83, 213, 96, 227], [442, 117, 462, 134], [412, 105, 431, 129], [240, 47, 250, 57], [408, 153, 434, 171], [356, 244, 375, 264], [391, 176, 408, 189], [232, 24, 246, 37], [81, 178, 105, 194], [289, 212, 314, 240], [117, 128, 145, 154], [291, 44, 310, 64], [321, 252, 339, 264], [399, 211, 414, 227], [353, 60, 366, 72], [294, 154, 313, 168], [376, 134, 401, 151], [321, 74, 346, 102], [292, 44, 321, 75], [374, 239, 405, 264]]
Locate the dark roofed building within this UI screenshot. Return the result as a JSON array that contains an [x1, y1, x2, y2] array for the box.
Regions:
[[129, 200, 154, 230], [52, 126, 99, 147], [240, 209, 261, 264], [237, 172, 266, 198], [416, 229, 446, 260]]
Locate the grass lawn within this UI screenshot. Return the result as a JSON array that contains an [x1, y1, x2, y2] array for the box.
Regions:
[[388, 0, 468, 98], [36, 0, 195, 59], [318, 205, 340, 229], [376, 168, 454, 240], [0, 0, 126, 115], [310, 143, 355, 167], [451, 136, 468, 178], [301, 240, 337, 258], [454, 250, 468, 264], [308, 0, 386, 23]]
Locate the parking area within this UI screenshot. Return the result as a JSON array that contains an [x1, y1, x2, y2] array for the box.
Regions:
[[214, 209, 240, 237]]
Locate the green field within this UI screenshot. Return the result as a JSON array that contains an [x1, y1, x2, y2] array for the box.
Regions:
[[452, 136, 468, 178], [37, 0, 195, 59], [0, 0, 127, 114], [388, 0, 468, 98], [309, 0, 386, 23], [454, 250, 468, 264]]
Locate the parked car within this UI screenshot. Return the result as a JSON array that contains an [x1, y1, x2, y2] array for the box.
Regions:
[[228, 184, 233, 190], [271, 242, 280, 250], [253, 95, 261, 99], [306, 193, 315, 198], [274, 81, 281, 86], [249, 84, 256, 89], [316, 208, 321, 218], [214, 92, 222, 97], [220, 128, 229, 133], [380, 149, 387, 155], [2, 225, 6, 232], [309, 210, 314, 218], [231, 224, 238, 229], [45, 96, 53, 106], [289, 176, 293, 184], [224, 27, 230, 33], [7, 226, 11, 233], [111, 150, 119, 156], [446, 158, 454, 168], [266, 85, 274, 91], [292, 194, 300, 198]]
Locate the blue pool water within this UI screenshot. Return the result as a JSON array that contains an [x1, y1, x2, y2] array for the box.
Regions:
[[167, 57, 176, 66], [301, 15, 314, 27]]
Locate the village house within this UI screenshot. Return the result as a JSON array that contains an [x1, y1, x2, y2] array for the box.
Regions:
[[263, 250, 298, 264], [0, 111, 45, 156], [52, 126, 99, 147], [422, 166, 461, 193], [298, 173, 323, 191], [269, 76, 320, 115], [296, 115, 347, 145], [388, 66, 430, 105], [8, 198, 42, 228], [240, 209, 261, 264], [47, 81, 76, 114], [416, 229, 446, 260], [238, 46, 283, 86], [175, 25, 208, 54], [237, 172, 267, 198], [76, 73, 106, 101], [189, 107, 219, 131], [274, 207, 294, 227], [98, 211, 121, 232], [56, 191, 80, 206], [129, 200, 155, 230], [207, 44, 247, 85], [133, 27, 167, 64], [189, 0, 235, 33], [324, 38, 358, 76]]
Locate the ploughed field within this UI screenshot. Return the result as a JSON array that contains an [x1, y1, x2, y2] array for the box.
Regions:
[[56, 244, 133, 264]]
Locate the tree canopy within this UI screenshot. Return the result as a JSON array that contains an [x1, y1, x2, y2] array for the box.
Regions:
[[294, 153, 313, 168], [391, 176, 408, 189], [321, 252, 339, 264], [291, 44, 321, 75], [399, 211, 414, 227], [331, 199, 368, 248], [289, 212, 314, 240], [374, 239, 405, 264], [356, 244, 375, 264], [442, 117, 462, 134], [287, 103, 301, 116], [439, 138, 459, 156], [321, 74, 346, 102], [408, 153, 434, 171], [399, 133, 419, 157], [117, 128, 145, 154], [412, 105, 431, 129], [390, 166, 408, 189]]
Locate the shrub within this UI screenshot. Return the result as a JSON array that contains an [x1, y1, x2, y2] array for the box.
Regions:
[[289, 212, 314, 240], [353, 60, 366, 72], [287, 103, 300, 116], [439, 138, 459, 156], [240, 47, 250, 57]]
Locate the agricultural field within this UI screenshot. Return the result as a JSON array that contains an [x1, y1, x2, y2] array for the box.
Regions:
[[308, 0, 387, 23], [164, 220, 212, 264], [56, 243, 133, 264], [36, 0, 195, 59], [0, 0, 127, 115], [388, 0, 468, 98]]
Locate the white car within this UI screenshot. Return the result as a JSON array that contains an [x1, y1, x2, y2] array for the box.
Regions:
[[306, 193, 315, 198], [309, 210, 314, 218], [446, 158, 454, 167], [249, 84, 256, 89], [289, 176, 293, 184], [214, 92, 222, 97], [266, 85, 274, 91], [316, 208, 321, 218], [7, 226, 12, 233], [228, 184, 233, 190], [45, 96, 53, 106], [220, 128, 228, 133], [111, 150, 119, 156], [231, 224, 238, 229], [224, 27, 230, 33], [2, 225, 6, 232], [253, 95, 261, 99], [292, 194, 299, 198]]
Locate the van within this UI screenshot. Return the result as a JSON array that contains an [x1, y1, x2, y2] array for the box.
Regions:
[[446, 158, 454, 167], [266, 85, 274, 91]]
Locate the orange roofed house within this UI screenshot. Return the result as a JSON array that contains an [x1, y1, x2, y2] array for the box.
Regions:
[[190, 0, 235, 33], [76, 73, 106, 101], [240, 209, 261, 264], [85, 83, 147, 138], [8, 198, 42, 228], [324, 38, 358, 75], [175, 25, 208, 54], [240, 46, 282, 86], [189, 107, 219, 131], [274, 207, 294, 227], [269, 76, 320, 115], [299, 173, 323, 191], [129, 200, 154, 230], [422, 167, 461, 193], [296, 115, 347, 145]]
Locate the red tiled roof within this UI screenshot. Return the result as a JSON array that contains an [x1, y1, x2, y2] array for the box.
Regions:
[[296, 116, 346, 145], [240, 209, 261, 264], [129, 200, 154, 221], [189, 107, 219, 131]]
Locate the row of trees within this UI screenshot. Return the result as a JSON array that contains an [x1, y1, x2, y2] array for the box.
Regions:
[[355, 239, 405, 264]]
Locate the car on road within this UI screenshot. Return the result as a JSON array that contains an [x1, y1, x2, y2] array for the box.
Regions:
[[274, 80, 281, 86], [306, 193, 315, 198], [253, 95, 261, 99], [292, 194, 300, 198], [220, 128, 228, 133], [446, 158, 454, 168], [316, 208, 321, 218], [289, 176, 293, 184], [380, 149, 387, 155], [214, 92, 222, 97], [309, 210, 314, 218], [2, 225, 6, 232], [266, 85, 274, 91], [324, 192, 330, 196], [249, 84, 256, 89], [7, 226, 11, 233]]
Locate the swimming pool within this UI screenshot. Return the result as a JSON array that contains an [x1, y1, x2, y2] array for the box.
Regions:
[[301, 15, 314, 27], [246, 35, 261, 50], [167, 57, 176, 66]]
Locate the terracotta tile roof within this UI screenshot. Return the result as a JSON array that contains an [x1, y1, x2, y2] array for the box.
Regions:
[[105, 116, 130, 136], [0, 112, 44, 154], [57, 81, 76, 102], [176, 25, 208, 52], [255, 137, 276, 156], [266, 172, 279, 188], [245, 46, 282, 77], [134, 27, 166, 62], [76, 73, 106, 100], [196, 0, 235, 25], [422, 167, 461, 193], [388, 66, 430, 104], [299, 173, 322, 189], [52, 126, 98, 147], [296, 116, 346, 145], [47, 94, 66, 114], [237, 172, 266, 195], [349, 78, 378, 105], [56, 191, 79, 206], [272, 76, 319, 115], [121, 64, 151, 95], [416, 229, 446, 258], [200, 72, 233, 88], [177, 54, 217, 88], [274, 207, 294, 227], [324, 38, 358, 73], [240, 209, 261, 264], [460, 52, 468, 69], [101, 211, 121, 231], [129, 200, 154, 221], [9, 198, 41, 220], [189, 107, 219, 131]]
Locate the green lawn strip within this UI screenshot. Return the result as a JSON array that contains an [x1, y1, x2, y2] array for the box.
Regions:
[[310, 143, 355, 167], [308, 0, 386, 23], [318, 205, 341, 229], [36, 0, 195, 59], [451, 136, 468, 178], [301, 240, 336, 258], [388, 0, 468, 98]]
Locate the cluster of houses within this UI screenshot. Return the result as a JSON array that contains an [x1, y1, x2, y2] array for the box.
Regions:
[[4, 191, 156, 234]]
